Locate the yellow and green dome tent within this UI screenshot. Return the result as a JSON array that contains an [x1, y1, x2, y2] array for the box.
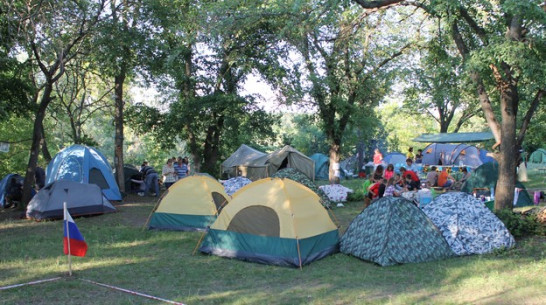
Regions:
[[199, 178, 339, 268], [148, 174, 230, 231]]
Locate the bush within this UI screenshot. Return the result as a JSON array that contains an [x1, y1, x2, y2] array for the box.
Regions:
[[347, 189, 364, 201], [495, 209, 541, 238]]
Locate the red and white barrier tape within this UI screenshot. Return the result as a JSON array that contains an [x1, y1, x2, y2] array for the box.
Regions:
[[80, 278, 185, 305], [0, 277, 62, 291]]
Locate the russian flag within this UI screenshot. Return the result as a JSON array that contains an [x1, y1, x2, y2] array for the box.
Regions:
[[63, 207, 88, 257]]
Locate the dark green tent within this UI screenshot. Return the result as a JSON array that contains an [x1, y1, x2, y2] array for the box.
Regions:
[[529, 148, 546, 165], [461, 162, 533, 207], [340, 196, 454, 266], [310, 153, 329, 180]]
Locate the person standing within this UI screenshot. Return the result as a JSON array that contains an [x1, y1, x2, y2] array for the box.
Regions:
[[373, 148, 383, 169], [162, 159, 177, 189], [174, 156, 190, 180], [140, 161, 159, 197], [415, 149, 423, 164], [407, 147, 415, 160]]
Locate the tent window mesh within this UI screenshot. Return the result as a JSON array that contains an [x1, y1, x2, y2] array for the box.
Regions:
[[227, 206, 280, 237], [211, 192, 228, 212], [89, 168, 109, 189]]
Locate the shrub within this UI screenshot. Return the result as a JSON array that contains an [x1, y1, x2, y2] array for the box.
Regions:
[[495, 209, 540, 238], [347, 189, 364, 201]]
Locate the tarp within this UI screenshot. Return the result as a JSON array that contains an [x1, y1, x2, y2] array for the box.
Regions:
[[26, 180, 115, 220], [244, 145, 315, 181], [413, 132, 494, 143], [46, 145, 122, 201], [310, 153, 329, 180], [422, 192, 515, 255], [149, 174, 230, 231], [460, 162, 533, 207], [340, 196, 454, 266], [200, 178, 339, 267], [422, 143, 483, 167], [221, 144, 267, 179]]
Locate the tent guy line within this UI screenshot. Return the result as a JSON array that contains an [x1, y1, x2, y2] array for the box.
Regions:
[[0, 277, 62, 291]]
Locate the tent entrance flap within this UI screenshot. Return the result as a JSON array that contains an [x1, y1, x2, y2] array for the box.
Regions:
[[227, 206, 280, 236]]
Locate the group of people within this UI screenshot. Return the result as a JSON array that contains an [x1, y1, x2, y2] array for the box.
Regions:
[[372, 147, 424, 168], [425, 166, 471, 190], [137, 156, 190, 197], [363, 157, 423, 208]]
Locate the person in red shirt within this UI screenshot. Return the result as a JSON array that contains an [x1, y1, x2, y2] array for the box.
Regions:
[[373, 149, 383, 168], [399, 167, 421, 189]]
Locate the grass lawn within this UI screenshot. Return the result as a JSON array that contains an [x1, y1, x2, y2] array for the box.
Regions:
[[1, 180, 545, 304]]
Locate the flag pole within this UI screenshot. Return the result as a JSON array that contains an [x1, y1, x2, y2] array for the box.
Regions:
[[64, 202, 72, 276]]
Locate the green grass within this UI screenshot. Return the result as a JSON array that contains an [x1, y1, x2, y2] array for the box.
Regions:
[[1, 192, 545, 305]]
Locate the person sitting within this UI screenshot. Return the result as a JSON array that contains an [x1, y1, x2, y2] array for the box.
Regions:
[[404, 174, 420, 191], [437, 168, 455, 189], [140, 161, 159, 197], [405, 158, 419, 173], [383, 178, 400, 197], [399, 167, 421, 190], [384, 164, 394, 181], [426, 166, 439, 188], [393, 173, 404, 190], [453, 167, 471, 190], [373, 165, 384, 181], [368, 178, 386, 200]]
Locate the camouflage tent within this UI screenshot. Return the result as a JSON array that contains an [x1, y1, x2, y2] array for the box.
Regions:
[[422, 192, 515, 255], [340, 196, 454, 266]]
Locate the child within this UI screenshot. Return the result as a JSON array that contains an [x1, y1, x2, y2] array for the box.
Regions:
[[384, 177, 400, 197], [384, 164, 394, 181]]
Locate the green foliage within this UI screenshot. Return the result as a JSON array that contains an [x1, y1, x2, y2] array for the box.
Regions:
[[0, 116, 34, 176], [347, 188, 365, 201], [495, 209, 541, 238]]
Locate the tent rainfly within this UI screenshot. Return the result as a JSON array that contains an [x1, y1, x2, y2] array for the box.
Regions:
[[148, 174, 230, 231], [200, 178, 339, 268], [222, 145, 315, 181], [340, 196, 454, 266]]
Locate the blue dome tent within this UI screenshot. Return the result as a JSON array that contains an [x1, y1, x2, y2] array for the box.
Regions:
[[310, 153, 330, 180], [46, 145, 122, 201]]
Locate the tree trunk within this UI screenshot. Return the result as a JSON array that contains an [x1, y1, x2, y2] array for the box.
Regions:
[[494, 73, 519, 210], [40, 124, 52, 162], [328, 143, 341, 184], [114, 73, 126, 193], [21, 84, 53, 207]]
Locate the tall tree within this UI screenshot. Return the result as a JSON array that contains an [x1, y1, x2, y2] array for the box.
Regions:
[[404, 40, 480, 132], [133, 0, 279, 174], [278, 1, 411, 183], [49, 58, 113, 145], [355, 0, 546, 209], [91, 0, 144, 193], [4, 0, 110, 205]]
